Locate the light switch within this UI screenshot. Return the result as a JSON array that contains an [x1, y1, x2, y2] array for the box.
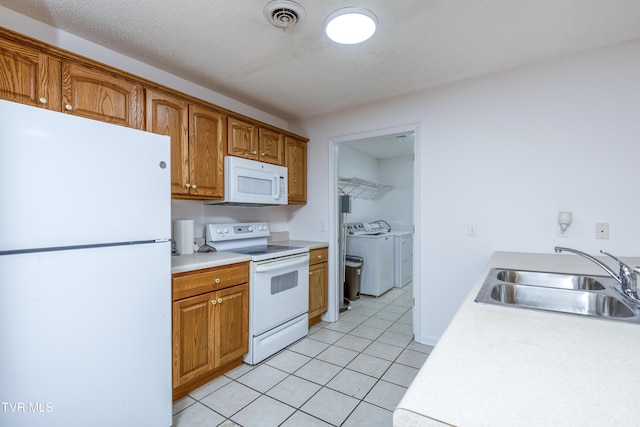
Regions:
[[595, 223, 609, 239]]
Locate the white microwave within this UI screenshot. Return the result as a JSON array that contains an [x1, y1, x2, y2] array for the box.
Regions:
[[206, 156, 288, 206]]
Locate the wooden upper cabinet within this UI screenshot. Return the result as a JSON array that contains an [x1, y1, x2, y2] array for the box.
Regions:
[[227, 117, 285, 166], [62, 62, 143, 128], [258, 127, 285, 165], [146, 88, 226, 199], [188, 104, 225, 199], [145, 89, 190, 196], [286, 136, 307, 204], [0, 37, 61, 109], [227, 117, 258, 159]]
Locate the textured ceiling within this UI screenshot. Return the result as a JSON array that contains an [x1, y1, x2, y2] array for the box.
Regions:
[[2, 0, 640, 121]]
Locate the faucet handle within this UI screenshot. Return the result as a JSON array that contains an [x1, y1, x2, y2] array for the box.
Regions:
[[600, 250, 629, 269]]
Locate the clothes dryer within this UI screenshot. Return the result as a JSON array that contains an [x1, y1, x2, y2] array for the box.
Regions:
[[346, 233, 393, 296]]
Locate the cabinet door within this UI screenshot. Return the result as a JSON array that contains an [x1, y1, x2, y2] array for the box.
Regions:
[[258, 128, 285, 165], [0, 38, 61, 109], [214, 283, 249, 367], [308, 262, 328, 322], [145, 89, 190, 196], [172, 293, 214, 387], [227, 117, 258, 160], [62, 62, 143, 128], [189, 104, 226, 199], [286, 136, 307, 204]]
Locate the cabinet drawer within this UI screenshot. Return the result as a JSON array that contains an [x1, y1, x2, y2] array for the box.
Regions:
[[172, 262, 249, 301], [309, 247, 328, 266]]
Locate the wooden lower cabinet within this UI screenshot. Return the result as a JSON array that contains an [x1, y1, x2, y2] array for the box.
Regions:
[[308, 247, 329, 326], [172, 262, 249, 400]]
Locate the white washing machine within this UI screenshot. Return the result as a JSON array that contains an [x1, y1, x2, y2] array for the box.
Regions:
[[392, 232, 413, 288], [346, 234, 394, 297]]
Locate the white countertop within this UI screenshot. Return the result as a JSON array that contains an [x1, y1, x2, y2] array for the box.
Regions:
[[171, 240, 328, 274], [394, 251, 640, 427]]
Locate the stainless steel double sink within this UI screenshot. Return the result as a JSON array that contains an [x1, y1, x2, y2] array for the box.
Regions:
[[475, 268, 640, 323]]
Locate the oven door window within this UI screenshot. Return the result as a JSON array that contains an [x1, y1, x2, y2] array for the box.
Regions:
[[271, 271, 298, 294]]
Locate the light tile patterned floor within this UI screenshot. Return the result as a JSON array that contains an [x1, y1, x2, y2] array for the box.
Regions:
[[172, 283, 433, 427]]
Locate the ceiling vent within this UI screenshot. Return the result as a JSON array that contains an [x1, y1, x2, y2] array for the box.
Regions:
[[264, 0, 306, 29]]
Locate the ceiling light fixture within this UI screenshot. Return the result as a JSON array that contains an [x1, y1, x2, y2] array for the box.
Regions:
[[324, 7, 377, 45]]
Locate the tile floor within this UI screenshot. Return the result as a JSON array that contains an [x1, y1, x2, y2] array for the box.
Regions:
[[172, 283, 433, 427]]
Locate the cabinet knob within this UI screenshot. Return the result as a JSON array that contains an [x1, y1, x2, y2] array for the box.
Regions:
[[215, 278, 221, 284], [39, 97, 47, 104], [192, 184, 197, 190], [252, 151, 257, 154], [64, 104, 73, 111], [218, 298, 223, 304], [309, 272, 313, 276], [211, 300, 216, 305], [185, 183, 191, 188], [317, 255, 322, 259]]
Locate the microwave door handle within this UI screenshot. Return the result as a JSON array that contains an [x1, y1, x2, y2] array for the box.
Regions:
[[273, 173, 280, 200]]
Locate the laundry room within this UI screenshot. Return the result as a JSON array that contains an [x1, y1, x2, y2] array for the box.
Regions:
[[337, 133, 415, 303]]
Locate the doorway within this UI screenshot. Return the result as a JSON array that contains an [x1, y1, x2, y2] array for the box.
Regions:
[[328, 123, 421, 342]]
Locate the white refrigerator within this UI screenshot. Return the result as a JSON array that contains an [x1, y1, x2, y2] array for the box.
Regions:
[[0, 100, 172, 426]]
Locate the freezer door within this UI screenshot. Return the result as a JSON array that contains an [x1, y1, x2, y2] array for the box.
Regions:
[[0, 100, 170, 252], [0, 242, 171, 427]]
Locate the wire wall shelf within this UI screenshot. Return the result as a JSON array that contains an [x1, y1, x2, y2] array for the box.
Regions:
[[338, 177, 394, 201]]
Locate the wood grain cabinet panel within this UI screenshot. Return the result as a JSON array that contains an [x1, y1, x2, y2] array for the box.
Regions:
[[172, 262, 249, 400], [227, 117, 259, 159], [258, 127, 285, 165], [0, 37, 61, 109], [286, 136, 307, 204], [214, 283, 249, 367], [308, 247, 329, 326], [145, 89, 190, 196], [146, 90, 225, 200], [62, 62, 143, 128], [189, 104, 225, 199], [172, 293, 214, 387]]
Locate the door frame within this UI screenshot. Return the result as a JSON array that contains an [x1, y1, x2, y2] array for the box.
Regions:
[[328, 123, 422, 342]]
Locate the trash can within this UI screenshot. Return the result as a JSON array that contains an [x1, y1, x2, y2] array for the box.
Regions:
[[345, 255, 363, 301]]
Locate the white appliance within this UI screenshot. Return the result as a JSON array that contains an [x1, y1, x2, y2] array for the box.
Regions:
[[392, 232, 413, 288], [205, 156, 288, 205], [206, 222, 309, 364], [346, 219, 391, 235], [346, 232, 394, 297], [0, 100, 172, 427]]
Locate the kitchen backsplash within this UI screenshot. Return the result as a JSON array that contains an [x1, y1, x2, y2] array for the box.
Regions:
[[171, 200, 291, 239]]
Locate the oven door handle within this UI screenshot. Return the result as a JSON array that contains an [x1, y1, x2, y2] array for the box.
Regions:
[[254, 254, 310, 273]]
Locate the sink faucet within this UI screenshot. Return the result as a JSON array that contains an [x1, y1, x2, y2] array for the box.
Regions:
[[554, 247, 640, 303]]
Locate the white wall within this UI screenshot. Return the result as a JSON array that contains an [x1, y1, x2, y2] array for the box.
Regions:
[[172, 200, 290, 242], [289, 39, 640, 344], [338, 146, 414, 231], [378, 156, 413, 232]]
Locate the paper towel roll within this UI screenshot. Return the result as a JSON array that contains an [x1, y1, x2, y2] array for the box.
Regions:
[[173, 220, 194, 255]]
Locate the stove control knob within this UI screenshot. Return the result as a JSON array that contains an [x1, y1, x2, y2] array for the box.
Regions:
[[248, 226, 253, 232], [216, 227, 223, 234], [257, 225, 263, 231]]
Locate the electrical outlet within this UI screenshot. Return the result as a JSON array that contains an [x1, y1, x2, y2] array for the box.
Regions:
[[596, 223, 609, 239]]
